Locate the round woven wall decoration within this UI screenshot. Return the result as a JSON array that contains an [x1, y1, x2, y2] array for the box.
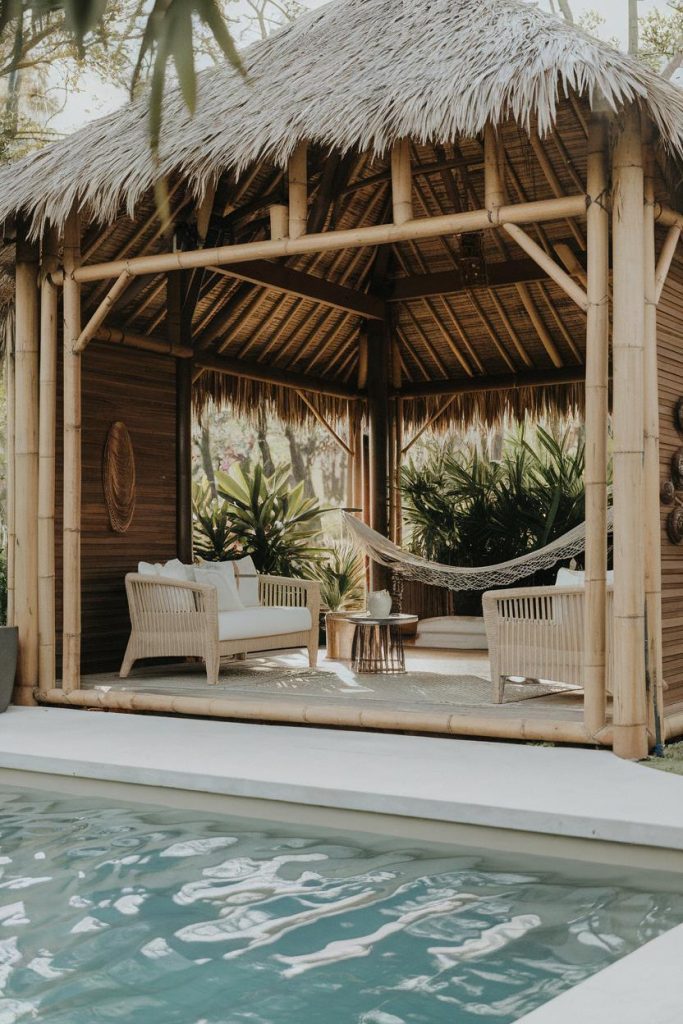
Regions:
[[661, 479, 676, 506], [674, 397, 683, 434], [672, 447, 683, 489], [667, 506, 683, 545], [103, 421, 136, 534]]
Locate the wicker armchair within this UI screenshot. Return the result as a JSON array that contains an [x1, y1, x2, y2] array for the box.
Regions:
[[120, 573, 320, 685], [482, 584, 614, 703]]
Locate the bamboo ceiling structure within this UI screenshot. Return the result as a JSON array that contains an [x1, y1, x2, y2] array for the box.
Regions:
[[3, 0, 683, 758]]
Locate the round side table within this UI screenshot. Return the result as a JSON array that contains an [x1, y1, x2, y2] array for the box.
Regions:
[[347, 613, 418, 674]]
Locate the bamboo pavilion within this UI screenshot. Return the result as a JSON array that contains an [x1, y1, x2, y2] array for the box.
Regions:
[[3, 0, 683, 758]]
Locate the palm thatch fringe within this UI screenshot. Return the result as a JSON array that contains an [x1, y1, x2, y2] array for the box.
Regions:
[[2, 0, 683, 237]]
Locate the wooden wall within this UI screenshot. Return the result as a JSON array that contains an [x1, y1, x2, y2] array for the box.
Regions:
[[657, 251, 683, 692], [56, 343, 178, 675]]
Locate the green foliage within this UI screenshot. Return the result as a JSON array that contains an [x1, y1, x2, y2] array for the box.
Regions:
[[310, 541, 365, 612], [401, 426, 601, 610], [193, 462, 326, 577]]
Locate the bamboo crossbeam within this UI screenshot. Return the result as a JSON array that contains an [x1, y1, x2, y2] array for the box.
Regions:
[[554, 242, 588, 289], [62, 210, 82, 694], [38, 227, 59, 693], [295, 391, 353, 454], [52, 195, 587, 285], [195, 351, 359, 399], [402, 396, 457, 453], [611, 106, 648, 760], [74, 270, 133, 353], [398, 366, 586, 399], [654, 224, 681, 302], [529, 130, 586, 250], [93, 325, 192, 358], [583, 114, 610, 738], [502, 222, 588, 311]]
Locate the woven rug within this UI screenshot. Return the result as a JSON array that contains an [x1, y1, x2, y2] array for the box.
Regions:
[[95, 660, 579, 708]]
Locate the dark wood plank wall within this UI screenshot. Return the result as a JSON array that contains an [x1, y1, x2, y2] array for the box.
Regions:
[[657, 252, 683, 694], [56, 343, 178, 675]]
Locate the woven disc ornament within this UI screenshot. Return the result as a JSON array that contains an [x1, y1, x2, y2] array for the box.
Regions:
[[672, 447, 683, 489], [661, 479, 676, 506], [103, 421, 136, 533], [666, 506, 683, 545]]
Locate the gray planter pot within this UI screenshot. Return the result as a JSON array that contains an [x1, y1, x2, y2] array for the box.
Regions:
[[0, 627, 18, 713]]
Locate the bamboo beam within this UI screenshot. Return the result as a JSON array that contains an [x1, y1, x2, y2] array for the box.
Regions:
[[73, 270, 133, 353], [583, 114, 610, 738], [501, 223, 588, 311], [398, 365, 586, 399], [554, 242, 588, 289], [654, 224, 681, 302], [196, 351, 359, 399], [93, 325, 193, 358], [62, 210, 82, 693], [529, 130, 586, 250], [295, 391, 353, 454], [391, 140, 413, 225], [386, 259, 552, 301], [54, 195, 588, 284], [206, 260, 385, 320], [516, 286, 564, 368], [288, 142, 308, 240], [38, 227, 59, 694], [611, 106, 648, 760], [34, 686, 611, 746], [642, 127, 665, 750], [13, 224, 39, 703]]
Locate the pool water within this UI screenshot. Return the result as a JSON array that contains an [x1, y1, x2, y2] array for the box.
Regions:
[[0, 788, 682, 1023]]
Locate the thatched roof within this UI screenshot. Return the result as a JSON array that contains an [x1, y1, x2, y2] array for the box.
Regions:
[[1, 0, 682, 432], [1, 0, 683, 234]]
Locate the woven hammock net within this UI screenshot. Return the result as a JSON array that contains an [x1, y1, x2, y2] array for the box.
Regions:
[[342, 508, 614, 592]]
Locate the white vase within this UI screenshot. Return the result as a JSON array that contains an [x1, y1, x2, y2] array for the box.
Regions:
[[367, 590, 392, 617]]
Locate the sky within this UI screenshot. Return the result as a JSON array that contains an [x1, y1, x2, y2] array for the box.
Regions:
[[55, 0, 674, 133]]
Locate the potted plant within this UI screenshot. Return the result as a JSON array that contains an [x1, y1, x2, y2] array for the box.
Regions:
[[0, 550, 17, 713], [310, 542, 366, 660]]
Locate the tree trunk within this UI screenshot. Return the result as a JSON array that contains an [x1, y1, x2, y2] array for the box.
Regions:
[[257, 406, 275, 476], [199, 423, 217, 499]]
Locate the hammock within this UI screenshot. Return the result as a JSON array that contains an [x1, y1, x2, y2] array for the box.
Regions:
[[342, 508, 614, 592]]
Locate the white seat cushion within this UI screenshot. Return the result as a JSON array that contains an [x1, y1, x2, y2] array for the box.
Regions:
[[218, 606, 311, 642], [417, 615, 486, 635], [555, 567, 614, 587]]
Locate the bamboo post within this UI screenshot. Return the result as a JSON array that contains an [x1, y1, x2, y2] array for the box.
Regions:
[[270, 204, 289, 241], [167, 273, 193, 563], [5, 309, 15, 628], [642, 124, 665, 748], [13, 222, 40, 704], [367, 322, 390, 588], [351, 404, 364, 514], [391, 140, 413, 225], [484, 123, 505, 214], [62, 210, 82, 693], [288, 143, 308, 240], [583, 113, 610, 738], [38, 227, 59, 693], [611, 106, 648, 759]]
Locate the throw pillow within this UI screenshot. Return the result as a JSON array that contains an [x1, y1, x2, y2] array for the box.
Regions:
[[233, 555, 260, 607], [194, 566, 243, 612]]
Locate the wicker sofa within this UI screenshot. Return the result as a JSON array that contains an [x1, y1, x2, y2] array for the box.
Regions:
[[120, 572, 320, 685], [482, 583, 614, 703]]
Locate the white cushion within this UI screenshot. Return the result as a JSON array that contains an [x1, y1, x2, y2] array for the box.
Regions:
[[194, 566, 243, 612], [138, 561, 162, 576], [555, 567, 614, 587], [233, 556, 260, 607], [160, 558, 192, 582], [196, 558, 236, 586], [417, 616, 486, 635], [218, 606, 311, 642]]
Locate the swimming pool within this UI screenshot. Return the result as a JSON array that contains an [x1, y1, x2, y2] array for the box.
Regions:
[[1, 786, 682, 1023]]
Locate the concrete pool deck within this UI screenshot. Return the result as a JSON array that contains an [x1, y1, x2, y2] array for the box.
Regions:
[[1, 705, 683, 869]]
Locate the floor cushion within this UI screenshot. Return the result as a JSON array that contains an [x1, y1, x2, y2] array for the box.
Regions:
[[414, 615, 488, 650]]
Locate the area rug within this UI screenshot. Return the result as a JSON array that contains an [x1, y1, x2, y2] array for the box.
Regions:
[[94, 660, 579, 708]]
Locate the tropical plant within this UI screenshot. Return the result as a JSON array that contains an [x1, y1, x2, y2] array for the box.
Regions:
[[401, 426, 604, 612], [310, 541, 365, 612], [193, 462, 326, 577]]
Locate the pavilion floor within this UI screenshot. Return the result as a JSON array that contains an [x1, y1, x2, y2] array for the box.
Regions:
[[77, 646, 592, 731]]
